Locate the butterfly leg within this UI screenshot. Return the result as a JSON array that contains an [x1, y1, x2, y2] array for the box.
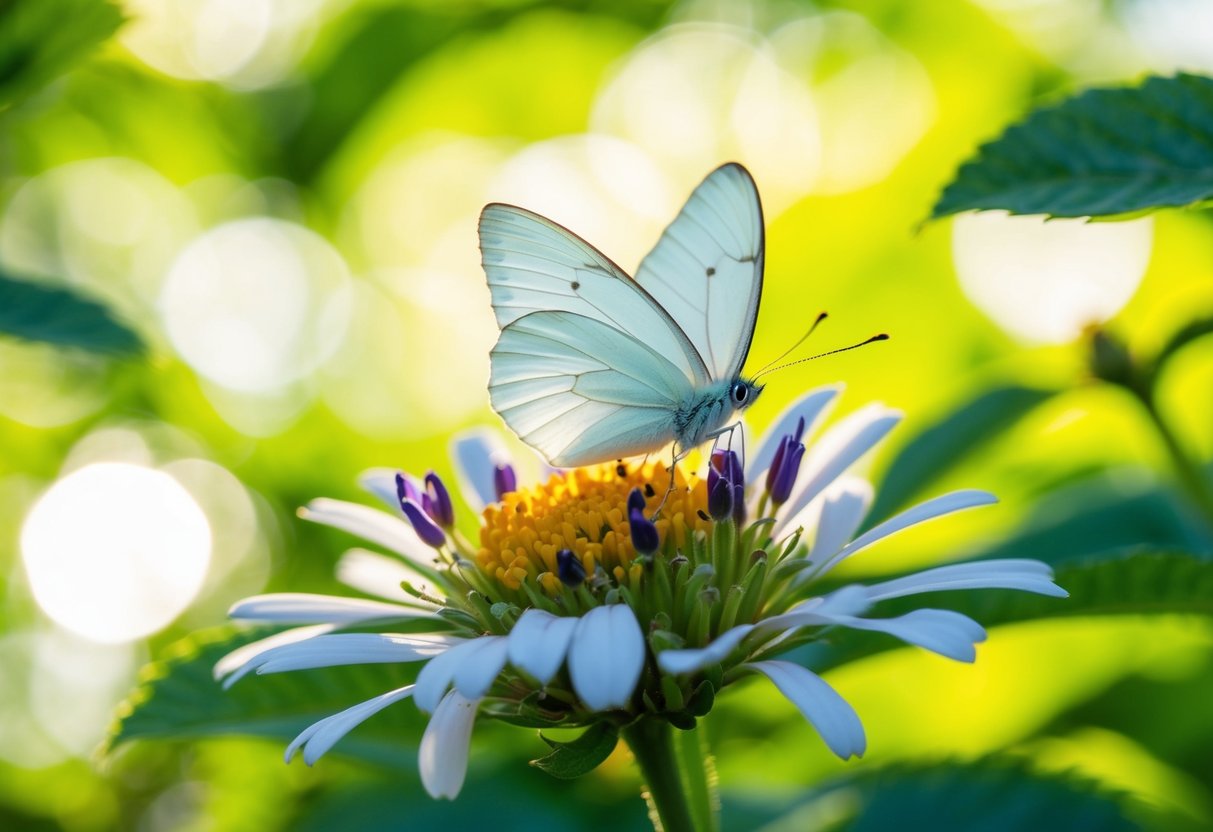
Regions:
[[651, 444, 686, 520]]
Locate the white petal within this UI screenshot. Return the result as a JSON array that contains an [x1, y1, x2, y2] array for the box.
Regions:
[[299, 498, 436, 567], [452, 636, 509, 700], [658, 624, 754, 675], [568, 605, 645, 711], [228, 593, 434, 624], [420, 690, 479, 800], [839, 609, 987, 662], [758, 585, 872, 633], [416, 636, 503, 713], [864, 559, 1066, 601], [215, 624, 334, 685], [775, 404, 901, 536], [746, 661, 865, 759], [286, 684, 415, 766], [508, 609, 579, 684], [783, 477, 874, 586], [830, 490, 998, 565], [357, 468, 407, 514], [336, 548, 446, 602], [749, 384, 842, 480], [451, 429, 510, 511], [242, 633, 459, 680]]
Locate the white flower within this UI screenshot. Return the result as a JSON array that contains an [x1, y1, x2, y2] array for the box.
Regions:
[[216, 386, 1066, 798]]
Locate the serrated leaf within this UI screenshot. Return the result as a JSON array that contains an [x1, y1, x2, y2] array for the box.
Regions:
[[805, 551, 1213, 673], [869, 384, 1057, 525], [933, 74, 1213, 219], [530, 722, 619, 779], [0, 274, 143, 355], [0, 0, 124, 111], [107, 627, 427, 769], [733, 758, 1139, 832]]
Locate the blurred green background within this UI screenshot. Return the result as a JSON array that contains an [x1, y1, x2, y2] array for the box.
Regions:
[[2, 0, 1212, 830]]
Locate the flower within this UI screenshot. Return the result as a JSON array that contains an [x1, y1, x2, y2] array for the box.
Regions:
[[215, 388, 1066, 798]]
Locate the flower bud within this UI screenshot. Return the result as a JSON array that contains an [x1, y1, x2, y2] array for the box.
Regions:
[[424, 472, 454, 527], [629, 506, 660, 555], [556, 548, 586, 587], [493, 463, 517, 500]]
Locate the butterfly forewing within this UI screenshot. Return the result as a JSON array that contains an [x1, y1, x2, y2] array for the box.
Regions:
[[633, 163, 764, 380]]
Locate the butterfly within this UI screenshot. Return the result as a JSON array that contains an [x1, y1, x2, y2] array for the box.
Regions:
[[478, 163, 766, 469]]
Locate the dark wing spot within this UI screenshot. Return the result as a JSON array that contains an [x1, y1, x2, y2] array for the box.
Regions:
[[705, 267, 716, 276], [571, 280, 581, 290]]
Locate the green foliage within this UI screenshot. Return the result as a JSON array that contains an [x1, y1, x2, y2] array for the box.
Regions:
[[933, 74, 1213, 219], [530, 722, 619, 779], [809, 551, 1213, 673], [749, 759, 1140, 832], [1149, 316, 1213, 387], [0, 0, 123, 112], [0, 272, 142, 355], [107, 627, 427, 769], [869, 384, 1058, 524]]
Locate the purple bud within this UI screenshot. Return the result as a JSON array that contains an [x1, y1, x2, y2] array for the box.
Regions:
[[424, 472, 454, 527], [769, 441, 804, 506], [556, 548, 586, 587], [401, 499, 447, 548], [395, 472, 423, 508], [708, 476, 733, 521], [794, 415, 807, 443], [627, 487, 646, 515], [493, 464, 517, 500], [629, 506, 660, 554], [766, 436, 790, 493]]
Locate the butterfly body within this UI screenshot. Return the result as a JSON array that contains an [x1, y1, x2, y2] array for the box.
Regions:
[[480, 163, 767, 468]]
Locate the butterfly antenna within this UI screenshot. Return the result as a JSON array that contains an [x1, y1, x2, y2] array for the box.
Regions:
[[753, 312, 828, 376], [753, 333, 889, 380]]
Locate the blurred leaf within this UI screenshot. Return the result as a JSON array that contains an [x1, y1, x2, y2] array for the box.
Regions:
[[738, 758, 1138, 832], [107, 627, 428, 770], [531, 722, 618, 779], [0, 0, 123, 112], [933, 74, 1213, 219], [869, 384, 1058, 524], [807, 551, 1213, 673], [0, 273, 142, 355], [973, 480, 1213, 564], [1149, 316, 1213, 385]]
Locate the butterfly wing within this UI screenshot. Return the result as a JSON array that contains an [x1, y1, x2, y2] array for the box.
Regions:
[[633, 163, 764, 381], [480, 204, 711, 466], [479, 203, 711, 388], [490, 311, 694, 467]]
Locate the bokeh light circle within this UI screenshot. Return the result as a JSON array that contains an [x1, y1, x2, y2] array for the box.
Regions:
[[20, 463, 212, 644], [160, 218, 352, 393], [952, 212, 1154, 344]]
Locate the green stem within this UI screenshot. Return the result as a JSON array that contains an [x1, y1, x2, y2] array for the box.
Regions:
[[622, 719, 698, 832], [1136, 388, 1213, 532]]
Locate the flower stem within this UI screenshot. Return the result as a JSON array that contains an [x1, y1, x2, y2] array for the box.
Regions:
[[623, 719, 698, 832], [1134, 387, 1213, 532]]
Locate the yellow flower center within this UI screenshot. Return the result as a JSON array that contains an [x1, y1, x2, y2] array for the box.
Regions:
[[477, 460, 711, 593]]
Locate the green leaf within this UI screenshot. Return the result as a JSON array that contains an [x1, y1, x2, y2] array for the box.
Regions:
[[932, 74, 1213, 219], [0, 273, 143, 356], [731, 758, 1139, 832], [106, 627, 427, 769], [1149, 315, 1213, 384], [530, 722, 619, 779], [0, 0, 124, 112], [808, 551, 1213, 673], [869, 384, 1057, 524]]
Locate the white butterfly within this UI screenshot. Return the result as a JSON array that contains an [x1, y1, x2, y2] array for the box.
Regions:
[[479, 163, 766, 468]]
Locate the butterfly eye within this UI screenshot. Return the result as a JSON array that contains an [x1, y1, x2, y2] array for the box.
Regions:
[[730, 382, 749, 405]]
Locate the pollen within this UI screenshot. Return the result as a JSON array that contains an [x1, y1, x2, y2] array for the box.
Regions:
[[476, 460, 710, 592]]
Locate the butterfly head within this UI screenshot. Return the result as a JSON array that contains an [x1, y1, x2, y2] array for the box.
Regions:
[[729, 379, 763, 411]]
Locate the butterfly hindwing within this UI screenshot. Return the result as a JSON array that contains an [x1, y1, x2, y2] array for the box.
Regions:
[[490, 311, 691, 467], [633, 163, 764, 381]]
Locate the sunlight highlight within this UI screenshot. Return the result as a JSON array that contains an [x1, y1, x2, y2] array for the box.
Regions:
[[20, 463, 212, 644]]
